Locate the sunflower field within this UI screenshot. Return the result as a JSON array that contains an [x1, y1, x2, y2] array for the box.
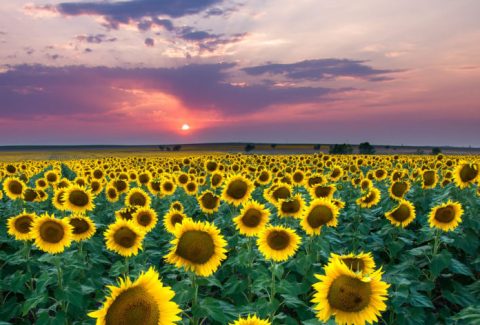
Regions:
[[1, 153, 479, 325]]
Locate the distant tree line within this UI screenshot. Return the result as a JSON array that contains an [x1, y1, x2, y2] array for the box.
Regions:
[[158, 145, 182, 151]]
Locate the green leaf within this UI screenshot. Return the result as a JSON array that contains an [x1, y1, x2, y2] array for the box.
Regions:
[[409, 291, 434, 309], [280, 294, 305, 308], [192, 297, 237, 323], [430, 250, 452, 277], [21, 293, 47, 316], [449, 258, 473, 277]]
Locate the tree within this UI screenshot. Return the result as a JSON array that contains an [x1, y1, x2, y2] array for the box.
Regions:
[[432, 147, 442, 155], [313, 144, 321, 150], [271, 144, 277, 149], [329, 144, 353, 154], [172, 145, 182, 151], [245, 143, 255, 152], [359, 142, 375, 154]]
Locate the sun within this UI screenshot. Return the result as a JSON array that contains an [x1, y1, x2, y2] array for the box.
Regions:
[[181, 123, 190, 131]]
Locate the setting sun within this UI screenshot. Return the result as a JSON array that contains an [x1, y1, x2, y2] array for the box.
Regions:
[[181, 123, 190, 131]]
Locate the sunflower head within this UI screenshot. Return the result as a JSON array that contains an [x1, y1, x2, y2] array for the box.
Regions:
[[125, 188, 151, 208], [170, 201, 184, 212], [163, 209, 188, 234], [422, 170, 438, 189], [105, 220, 145, 257], [312, 259, 390, 325], [229, 314, 271, 325], [210, 172, 224, 188], [428, 201, 463, 231], [389, 181, 410, 200], [198, 190, 221, 214], [257, 225, 301, 262], [4, 177, 26, 200], [31, 214, 73, 254], [105, 186, 119, 203], [356, 187, 381, 209], [265, 183, 292, 204], [132, 207, 158, 232], [233, 200, 270, 236], [221, 175, 254, 206], [301, 198, 339, 235], [277, 194, 304, 218], [385, 199, 416, 228], [7, 211, 37, 241], [161, 179, 177, 196], [309, 184, 336, 199], [330, 252, 376, 274], [165, 219, 227, 276], [88, 267, 181, 325], [63, 185, 95, 213], [454, 161, 479, 189], [68, 214, 96, 241]]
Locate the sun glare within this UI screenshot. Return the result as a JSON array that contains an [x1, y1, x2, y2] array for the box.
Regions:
[[181, 124, 190, 131]]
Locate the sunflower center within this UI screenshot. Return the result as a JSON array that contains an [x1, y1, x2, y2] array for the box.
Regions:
[[24, 189, 38, 202], [201, 193, 218, 209], [328, 275, 372, 312], [139, 174, 150, 184], [272, 187, 290, 201], [241, 208, 262, 227], [47, 173, 57, 182], [8, 181, 23, 195], [391, 182, 408, 197], [6, 164, 16, 173], [435, 206, 455, 223], [105, 286, 159, 325], [150, 182, 161, 192], [178, 174, 189, 184], [391, 204, 411, 222], [362, 191, 376, 203], [459, 164, 478, 182], [314, 186, 331, 198], [341, 258, 365, 272], [176, 230, 215, 264], [281, 199, 301, 214], [293, 172, 304, 183], [206, 161, 217, 172], [308, 176, 323, 187], [70, 218, 90, 234], [15, 216, 34, 233], [68, 190, 89, 207], [331, 169, 340, 178], [267, 230, 290, 250], [137, 213, 152, 226], [307, 205, 333, 228], [93, 170, 103, 179], [186, 183, 196, 192], [226, 180, 248, 199], [39, 220, 65, 243], [259, 171, 269, 182], [114, 227, 138, 248], [114, 180, 127, 192], [212, 174, 222, 186], [423, 171, 436, 186], [170, 213, 184, 225], [129, 193, 147, 206], [107, 188, 117, 199]]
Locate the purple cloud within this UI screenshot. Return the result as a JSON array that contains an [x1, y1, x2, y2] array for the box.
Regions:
[[75, 34, 117, 44], [144, 37, 155, 47], [243, 59, 399, 82]]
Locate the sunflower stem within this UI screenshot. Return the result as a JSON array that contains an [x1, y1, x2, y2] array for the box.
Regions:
[[123, 256, 130, 277], [246, 237, 254, 302], [54, 257, 67, 314], [432, 229, 441, 257], [269, 262, 277, 322], [191, 272, 199, 325]]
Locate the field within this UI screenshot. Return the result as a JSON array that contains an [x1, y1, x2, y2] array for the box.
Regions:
[[1, 152, 479, 325]]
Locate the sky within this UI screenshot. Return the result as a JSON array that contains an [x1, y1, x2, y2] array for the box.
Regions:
[[0, 0, 479, 146]]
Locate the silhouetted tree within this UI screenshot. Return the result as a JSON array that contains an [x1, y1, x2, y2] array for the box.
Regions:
[[432, 147, 442, 155], [329, 144, 353, 154], [245, 143, 256, 152], [359, 142, 375, 154], [313, 144, 321, 150], [173, 145, 182, 151], [271, 144, 277, 149]]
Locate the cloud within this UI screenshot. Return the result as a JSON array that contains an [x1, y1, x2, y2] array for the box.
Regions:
[[0, 63, 342, 121], [144, 38, 155, 47], [48, 0, 223, 29], [177, 27, 247, 52], [243, 59, 399, 82], [75, 34, 117, 44]]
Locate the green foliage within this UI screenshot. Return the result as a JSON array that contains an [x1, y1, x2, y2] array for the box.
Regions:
[[329, 143, 353, 154]]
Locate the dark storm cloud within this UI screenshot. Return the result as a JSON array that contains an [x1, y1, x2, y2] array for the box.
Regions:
[[49, 0, 222, 29], [75, 34, 117, 44], [0, 63, 341, 120], [243, 59, 398, 81]]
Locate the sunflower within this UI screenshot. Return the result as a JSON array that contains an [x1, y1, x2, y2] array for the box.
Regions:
[[112, 179, 129, 194], [389, 180, 410, 200], [163, 209, 188, 234], [23, 188, 38, 202], [198, 190, 221, 214], [160, 179, 177, 196], [105, 220, 145, 257], [7, 211, 37, 240], [373, 168, 388, 181], [329, 166, 344, 182], [276, 194, 304, 218], [67, 214, 96, 241], [31, 214, 73, 254], [291, 170, 306, 186], [229, 314, 271, 325], [257, 225, 301, 262], [165, 219, 227, 276], [184, 181, 198, 195], [105, 186, 119, 203], [453, 161, 479, 189], [35, 178, 48, 189], [385, 199, 416, 228], [221, 175, 255, 206], [356, 187, 381, 209], [147, 180, 161, 195], [233, 200, 270, 236], [90, 180, 103, 196], [88, 267, 181, 325], [63, 185, 95, 213], [170, 201, 184, 212], [301, 198, 339, 235], [428, 201, 464, 231], [309, 184, 336, 200], [45, 170, 60, 184], [264, 183, 292, 204], [132, 206, 158, 233], [329, 252, 376, 274], [52, 189, 67, 211], [125, 188, 151, 208], [312, 259, 389, 325], [210, 172, 224, 188], [422, 170, 438, 189], [115, 207, 138, 222], [256, 170, 272, 186], [3, 177, 26, 200]]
